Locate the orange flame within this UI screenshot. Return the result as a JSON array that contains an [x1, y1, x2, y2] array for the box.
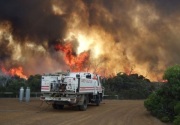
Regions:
[[1, 66, 28, 80], [55, 43, 90, 71], [123, 66, 136, 76]]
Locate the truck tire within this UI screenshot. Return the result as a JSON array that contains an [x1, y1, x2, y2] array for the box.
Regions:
[[96, 94, 100, 106], [52, 104, 57, 109], [57, 104, 64, 109], [100, 93, 103, 101], [79, 97, 88, 111], [52, 104, 64, 110]]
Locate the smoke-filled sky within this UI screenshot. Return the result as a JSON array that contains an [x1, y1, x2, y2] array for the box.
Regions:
[[0, 0, 180, 81]]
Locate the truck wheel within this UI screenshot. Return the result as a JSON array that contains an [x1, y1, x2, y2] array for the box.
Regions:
[[57, 104, 64, 109], [100, 93, 103, 102], [52, 104, 57, 109], [79, 97, 87, 111], [96, 94, 100, 106]]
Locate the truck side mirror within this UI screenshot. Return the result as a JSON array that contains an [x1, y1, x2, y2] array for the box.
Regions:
[[86, 74, 91, 79], [76, 74, 80, 78]]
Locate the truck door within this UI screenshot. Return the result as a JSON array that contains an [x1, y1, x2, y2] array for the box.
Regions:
[[94, 80, 97, 95]]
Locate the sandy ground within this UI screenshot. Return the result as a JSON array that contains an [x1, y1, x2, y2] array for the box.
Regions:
[[0, 98, 172, 125]]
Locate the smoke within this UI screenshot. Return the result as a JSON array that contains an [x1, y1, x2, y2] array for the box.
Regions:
[[0, 0, 67, 45], [0, 0, 180, 81], [78, 0, 180, 80], [0, 0, 68, 74]]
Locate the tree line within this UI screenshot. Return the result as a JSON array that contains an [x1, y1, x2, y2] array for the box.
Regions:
[[0, 74, 41, 97], [103, 73, 160, 99], [0, 72, 160, 99]]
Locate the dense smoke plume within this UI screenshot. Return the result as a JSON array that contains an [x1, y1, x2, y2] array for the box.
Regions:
[[0, 0, 180, 81]]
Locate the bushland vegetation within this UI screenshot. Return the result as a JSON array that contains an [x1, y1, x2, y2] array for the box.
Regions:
[[144, 65, 180, 124], [0, 72, 159, 99], [0, 74, 41, 97], [103, 72, 160, 99]]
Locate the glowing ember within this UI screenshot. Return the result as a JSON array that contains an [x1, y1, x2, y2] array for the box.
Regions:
[[1, 66, 28, 80], [157, 79, 168, 83], [161, 79, 168, 83], [55, 43, 90, 71]]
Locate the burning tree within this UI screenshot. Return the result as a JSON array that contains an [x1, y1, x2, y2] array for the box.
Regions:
[[54, 42, 90, 72], [0, 66, 27, 80]]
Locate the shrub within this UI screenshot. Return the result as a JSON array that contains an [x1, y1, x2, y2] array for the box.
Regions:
[[144, 64, 180, 123], [173, 115, 180, 125], [161, 116, 170, 123], [174, 102, 180, 115]]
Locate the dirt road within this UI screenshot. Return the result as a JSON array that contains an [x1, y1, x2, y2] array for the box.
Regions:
[[0, 98, 171, 125]]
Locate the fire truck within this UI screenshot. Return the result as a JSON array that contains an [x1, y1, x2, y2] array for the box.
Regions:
[[40, 71, 104, 111]]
